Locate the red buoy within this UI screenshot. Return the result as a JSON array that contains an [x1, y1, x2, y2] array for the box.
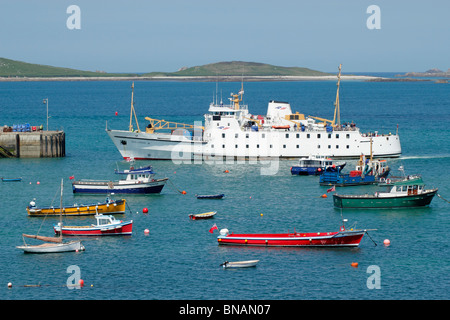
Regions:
[[143, 208, 148, 213]]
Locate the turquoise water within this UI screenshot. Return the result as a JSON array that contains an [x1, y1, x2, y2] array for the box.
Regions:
[[0, 79, 449, 301]]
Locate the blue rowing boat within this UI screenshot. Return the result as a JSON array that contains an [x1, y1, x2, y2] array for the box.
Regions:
[[195, 194, 225, 199], [1, 177, 22, 182]]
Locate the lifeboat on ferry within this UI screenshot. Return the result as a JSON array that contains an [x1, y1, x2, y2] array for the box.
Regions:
[[272, 125, 290, 129]]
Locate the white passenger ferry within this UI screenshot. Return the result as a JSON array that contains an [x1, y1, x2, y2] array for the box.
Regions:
[[106, 65, 401, 160]]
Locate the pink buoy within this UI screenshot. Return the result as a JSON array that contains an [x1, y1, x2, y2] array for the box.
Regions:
[[144, 229, 150, 235], [384, 239, 391, 246]]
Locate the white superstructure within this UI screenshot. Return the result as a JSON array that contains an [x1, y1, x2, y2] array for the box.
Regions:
[[106, 66, 401, 161]]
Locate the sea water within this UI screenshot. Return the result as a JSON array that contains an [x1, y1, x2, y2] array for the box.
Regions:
[[0, 79, 449, 301]]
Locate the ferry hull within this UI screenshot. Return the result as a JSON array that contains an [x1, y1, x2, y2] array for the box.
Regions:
[[217, 230, 365, 247], [333, 190, 437, 208], [107, 129, 402, 161]]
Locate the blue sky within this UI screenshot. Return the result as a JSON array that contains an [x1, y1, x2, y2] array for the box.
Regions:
[[0, 0, 448, 73]]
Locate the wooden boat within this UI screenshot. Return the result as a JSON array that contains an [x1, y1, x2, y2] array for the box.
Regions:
[[221, 260, 259, 268], [1, 177, 22, 182], [54, 214, 133, 236], [189, 211, 217, 220], [26, 197, 127, 216], [290, 155, 346, 176], [195, 194, 224, 199], [333, 175, 438, 208], [217, 222, 370, 247], [17, 179, 85, 254], [72, 165, 168, 194], [16, 234, 85, 253]]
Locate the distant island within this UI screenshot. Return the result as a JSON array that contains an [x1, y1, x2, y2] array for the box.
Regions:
[[399, 68, 450, 78], [0, 58, 379, 82]]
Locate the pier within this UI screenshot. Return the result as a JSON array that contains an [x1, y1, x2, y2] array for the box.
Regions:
[[0, 130, 65, 158]]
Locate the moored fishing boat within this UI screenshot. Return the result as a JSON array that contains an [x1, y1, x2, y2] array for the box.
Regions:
[[72, 165, 167, 194], [54, 214, 133, 236], [290, 155, 346, 175], [320, 154, 390, 186], [189, 211, 217, 220], [333, 175, 437, 208], [106, 66, 401, 161], [27, 197, 127, 216], [217, 221, 372, 247]]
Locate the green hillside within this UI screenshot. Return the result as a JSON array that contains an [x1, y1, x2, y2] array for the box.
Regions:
[[0, 58, 330, 78], [0, 57, 136, 78], [144, 61, 330, 77]]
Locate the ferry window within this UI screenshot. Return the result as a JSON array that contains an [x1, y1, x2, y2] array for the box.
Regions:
[[346, 145, 349, 149], [235, 144, 238, 148], [222, 145, 225, 148], [246, 134, 249, 138], [318, 145, 321, 149], [246, 144, 249, 148], [346, 134, 350, 139], [397, 186, 402, 191], [336, 134, 339, 139], [286, 133, 289, 138], [296, 145, 299, 148], [328, 134, 332, 139], [235, 134, 238, 138], [270, 144, 273, 148], [257, 144, 260, 148], [317, 134, 321, 139], [211, 144, 214, 148], [283, 145, 286, 148], [402, 186, 407, 191], [386, 137, 389, 141], [328, 145, 331, 149], [296, 133, 300, 138], [262, 133, 265, 138], [336, 145, 339, 149], [222, 133, 225, 138], [307, 134, 310, 138]]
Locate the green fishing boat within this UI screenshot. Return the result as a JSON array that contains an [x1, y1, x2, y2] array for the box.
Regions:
[[333, 175, 437, 208]]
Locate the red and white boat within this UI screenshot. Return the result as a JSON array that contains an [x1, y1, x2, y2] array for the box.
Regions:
[[54, 214, 133, 236], [217, 222, 371, 247]]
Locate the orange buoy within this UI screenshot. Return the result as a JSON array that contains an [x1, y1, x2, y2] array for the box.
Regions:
[[321, 194, 327, 198], [224, 170, 229, 173], [384, 239, 391, 246], [181, 190, 187, 194], [143, 208, 148, 213], [351, 262, 359, 268]]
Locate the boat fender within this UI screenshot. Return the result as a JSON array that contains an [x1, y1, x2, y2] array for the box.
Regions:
[[386, 178, 391, 184], [380, 177, 386, 183], [219, 228, 229, 236]]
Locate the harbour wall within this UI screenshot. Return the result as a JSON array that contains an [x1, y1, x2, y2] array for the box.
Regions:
[[0, 131, 65, 158]]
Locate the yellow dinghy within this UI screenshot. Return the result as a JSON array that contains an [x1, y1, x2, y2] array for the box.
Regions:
[[27, 197, 127, 217]]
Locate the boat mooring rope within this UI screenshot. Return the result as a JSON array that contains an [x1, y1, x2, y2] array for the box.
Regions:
[[437, 193, 450, 204], [167, 179, 185, 194]]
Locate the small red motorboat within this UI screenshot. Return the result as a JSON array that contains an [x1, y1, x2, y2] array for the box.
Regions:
[[217, 221, 373, 247], [54, 214, 133, 236]]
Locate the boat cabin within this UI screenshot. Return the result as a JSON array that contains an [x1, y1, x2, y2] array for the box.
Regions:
[[95, 214, 120, 226]]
